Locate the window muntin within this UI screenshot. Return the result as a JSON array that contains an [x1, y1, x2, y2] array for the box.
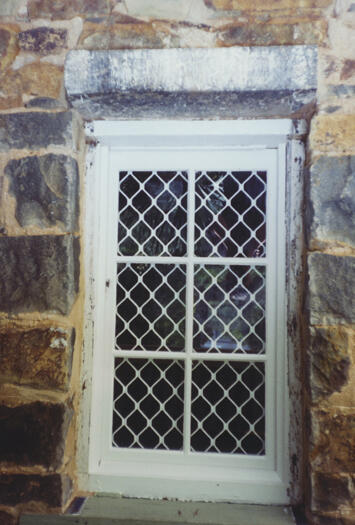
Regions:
[[112, 159, 274, 458]]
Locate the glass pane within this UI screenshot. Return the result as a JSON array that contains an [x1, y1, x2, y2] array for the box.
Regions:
[[193, 265, 266, 354], [118, 171, 188, 256], [195, 171, 266, 257], [191, 361, 265, 454], [113, 358, 184, 450], [116, 263, 186, 352]]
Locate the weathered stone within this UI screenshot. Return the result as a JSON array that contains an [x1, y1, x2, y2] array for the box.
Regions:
[[206, 0, 332, 9], [310, 410, 355, 473], [65, 47, 317, 97], [0, 474, 72, 508], [0, 27, 19, 73], [18, 27, 67, 54], [308, 253, 355, 325], [308, 156, 355, 247], [341, 59, 355, 80], [0, 112, 75, 151], [0, 326, 75, 391], [28, 0, 109, 19], [0, 71, 22, 110], [68, 89, 316, 120], [0, 235, 80, 315], [310, 114, 355, 154], [309, 326, 351, 401], [309, 515, 355, 525], [5, 154, 79, 232], [25, 97, 65, 109], [218, 21, 325, 46], [312, 472, 355, 512], [0, 401, 72, 469], [0, 63, 63, 110], [124, 0, 192, 20], [0, 0, 25, 17], [65, 47, 317, 118], [19, 62, 62, 98], [79, 22, 166, 49], [0, 509, 18, 525], [328, 85, 355, 98]]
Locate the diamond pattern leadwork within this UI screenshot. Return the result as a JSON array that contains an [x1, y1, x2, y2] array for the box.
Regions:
[[195, 171, 266, 258], [116, 263, 186, 352], [113, 358, 184, 450], [191, 361, 265, 454], [118, 171, 188, 256], [194, 265, 266, 354]]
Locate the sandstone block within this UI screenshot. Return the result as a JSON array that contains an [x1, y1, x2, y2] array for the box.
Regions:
[[308, 156, 355, 248], [0, 63, 63, 111], [0, 509, 18, 525], [0, 474, 72, 508], [0, 112, 75, 152], [0, 401, 72, 469], [18, 27, 67, 54], [28, 0, 109, 19], [205, 0, 332, 9], [0, 326, 75, 391], [80, 22, 166, 50], [309, 326, 351, 402], [5, 154, 79, 232], [218, 21, 325, 46], [308, 253, 355, 325], [0, 27, 19, 73], [310, 115, 355, 154], [0, 235, 80, 315], [311, 472, 355, 512], [310, 410, 355, 473]]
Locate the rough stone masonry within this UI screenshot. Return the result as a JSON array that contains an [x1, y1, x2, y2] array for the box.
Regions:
[[0, 1, 354, 524]]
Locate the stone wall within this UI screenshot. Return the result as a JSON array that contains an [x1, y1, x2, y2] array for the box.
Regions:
[[0, 1, 354, 524]]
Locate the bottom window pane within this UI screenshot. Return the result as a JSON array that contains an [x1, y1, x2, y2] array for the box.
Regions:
[[112, 358, 184, 450], [191, 361, 265, 454]]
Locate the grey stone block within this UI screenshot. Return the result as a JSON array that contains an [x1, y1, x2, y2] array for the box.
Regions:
[[308, 156, 355, 248], [0, 112, 75, 152], [0, 235, 80, 315], [0, 402, 73, 469], [308, 253, 355, 325], [19, 27, 67, 55], [5, 154, 79, 232], [67, 89, 316, 120], [64, 47, 317, 119]]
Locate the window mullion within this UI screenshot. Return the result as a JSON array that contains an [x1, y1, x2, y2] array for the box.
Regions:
[[183, 167, 195, 455]]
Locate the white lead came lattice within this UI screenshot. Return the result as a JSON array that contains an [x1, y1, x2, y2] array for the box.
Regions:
[[113, 169, 268, 456]]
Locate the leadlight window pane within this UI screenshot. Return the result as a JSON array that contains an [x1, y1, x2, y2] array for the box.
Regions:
[[117, 171, 188, 256], [115, 263, 186, 352], [193, 265, 266, 354], [195, 171, 266, 257]]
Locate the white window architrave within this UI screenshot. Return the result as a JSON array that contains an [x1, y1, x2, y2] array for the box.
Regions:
[[80, 120, 305, 505]]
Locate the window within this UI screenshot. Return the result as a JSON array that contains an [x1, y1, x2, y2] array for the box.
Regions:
[[85, 121, 290, 504]]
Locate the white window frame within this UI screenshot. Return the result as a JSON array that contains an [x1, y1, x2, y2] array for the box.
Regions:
[[80, 120, 304, 505]]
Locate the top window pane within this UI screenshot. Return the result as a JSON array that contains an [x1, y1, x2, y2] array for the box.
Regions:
[[117, 171, 188, 256], [194, 171, 267, 258]]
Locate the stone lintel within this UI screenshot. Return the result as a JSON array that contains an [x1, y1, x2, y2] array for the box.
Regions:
[[65, 46, 317, 119]]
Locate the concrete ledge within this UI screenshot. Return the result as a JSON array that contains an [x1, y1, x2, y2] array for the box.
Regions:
[[64, 47, 317, 119], [21, 496, 296, 525]]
